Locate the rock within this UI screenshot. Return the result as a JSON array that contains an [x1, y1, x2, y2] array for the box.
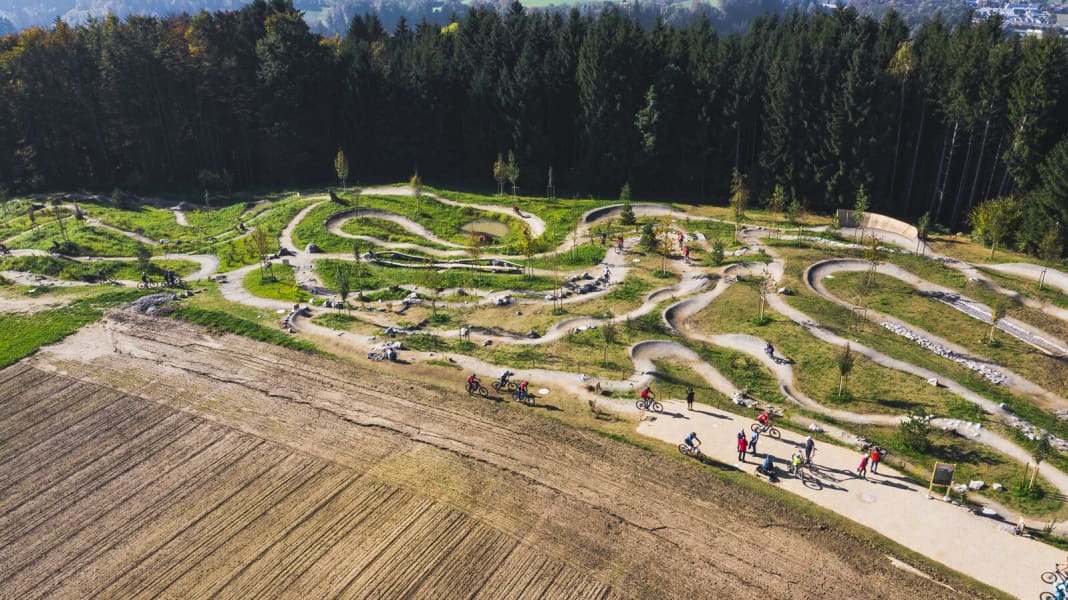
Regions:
[[992, 483, 1004, 491], [481, 340, 492, 346], [927, 378, 938, 386], [808, 423, 823, 433], [952, 483, 969, 493], [305, 243, 322, 253], [526, 330, 540, 339], [999, 402, 1011, 412], [968, 480, 985, 490]]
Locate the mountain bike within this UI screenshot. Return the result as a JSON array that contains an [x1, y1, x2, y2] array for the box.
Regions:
[[466, 381, 488, 397], [491, 379, 518, 393], [512, 388, 535, 405], [678, 443, 702, 458], [636, 399, 663, 413], [750, 422, 781, 440]]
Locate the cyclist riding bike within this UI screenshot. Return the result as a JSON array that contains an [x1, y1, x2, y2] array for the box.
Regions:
[[516, 380, 530, 401], [497, 370, 514, 388], [466, 373, 481, 392], [764, 342, 775, 358], [639, 386, 655, 408], [757, 411, 771, 432], [683, 432, 701, 455], [615, 236, 624, 253]]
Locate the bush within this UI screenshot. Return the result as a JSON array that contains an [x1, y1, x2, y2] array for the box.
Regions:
[[898, 407, 933, 452]]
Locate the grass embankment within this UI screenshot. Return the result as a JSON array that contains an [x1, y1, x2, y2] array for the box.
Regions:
[[315, 259, 562, 293], [209, 197, 316, 271], [428, 187, 604, 242], [770, 242, 1068, 477], [339, 217, 454, 250], [0, 255, 197, 281], [9, 220, 149, 257], [0, 289, 152, 368], [293, 195, 527, 254], [824, 270, 1068, 398], [171, 306, 320, 353], [978, 266, 1068, 311], [528, 243, 607, 270], [242, 264, 310, 303], [881, 252, 1068, 342], [688, 281, 960, 415]]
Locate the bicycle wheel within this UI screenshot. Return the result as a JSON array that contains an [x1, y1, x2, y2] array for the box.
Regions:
[[678, 444, 691, 456], [477, 385, 488, 397], [491, 382, 502, 393], [750, 423, 762, 434], [1042, 571, 1059, 584], [651, 401, 663, 413], [1040, 592, 1054, 600], [635, 400, 645, 411], [766, 427, 781, 440]]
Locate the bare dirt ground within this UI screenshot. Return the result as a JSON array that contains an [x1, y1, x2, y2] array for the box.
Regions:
[[0, 312, 986, 599]]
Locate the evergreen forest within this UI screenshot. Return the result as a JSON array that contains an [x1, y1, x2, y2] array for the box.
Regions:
[[2, 0, 1068, 254]]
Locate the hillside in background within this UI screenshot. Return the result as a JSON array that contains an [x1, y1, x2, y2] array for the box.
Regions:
[[2, 0, 812, 35]]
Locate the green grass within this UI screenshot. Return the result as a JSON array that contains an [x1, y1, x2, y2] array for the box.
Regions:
[[315, 259, 562, 293], [9, 220, 150, 257], [294, 194, 527, 254], [690, 281, 959, 414], [852, 423, 1063, 516], [339, 217, 453, 249], [528, 243, 607, 270], [243, 264, 311, 303], [0, 255, 197, 281], [824, 270, 1068, 397], [978, 266, 1068, 310], [170, 306, 321, 353], [0, 288, 154, 368], [209, 197, 317, 271]]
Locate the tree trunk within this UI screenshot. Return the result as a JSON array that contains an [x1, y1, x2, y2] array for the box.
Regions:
[[1030, 461, 1040, 490], [838, 375, 844, 397], [889, 78, 908, 203], [983, 132, 1004, 204], [967, 114, 992, 216], [904, 102, 928, 214], [933, 120, 960, 221], [950, 130, 975, 226]]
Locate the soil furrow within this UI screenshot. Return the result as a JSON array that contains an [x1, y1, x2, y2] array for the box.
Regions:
[[0, 436, 264, 597], [0, 410, 193, 522], [97, 454, 325, 598]]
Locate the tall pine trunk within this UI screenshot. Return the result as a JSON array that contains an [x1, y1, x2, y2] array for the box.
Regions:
[[934, 120, 960, 221], [967, 114, 992, 215], [950, 130, 975, 225], [983, 131, 1004, 204], [889, 78, 909, 203], [904, 102, 928, 214]]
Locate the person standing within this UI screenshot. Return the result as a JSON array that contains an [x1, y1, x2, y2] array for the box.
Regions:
[[685, 387, 694, 411], [749, 429, 760, 455], [804, 436, 815, 464], [870, 447, 882, 473], [737, 435, 748, 462], [857, 454, 869, 479]]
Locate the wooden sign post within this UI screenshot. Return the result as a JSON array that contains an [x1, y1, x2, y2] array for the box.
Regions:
[[928, 463, 956, 500]]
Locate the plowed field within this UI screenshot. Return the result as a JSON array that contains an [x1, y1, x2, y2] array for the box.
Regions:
[[0, 311, 982, 598]]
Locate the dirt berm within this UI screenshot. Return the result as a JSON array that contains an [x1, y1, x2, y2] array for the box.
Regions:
[[0, 311, 987, 599]]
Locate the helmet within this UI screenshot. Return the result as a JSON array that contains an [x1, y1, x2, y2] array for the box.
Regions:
[[471, 373, 477, 378]]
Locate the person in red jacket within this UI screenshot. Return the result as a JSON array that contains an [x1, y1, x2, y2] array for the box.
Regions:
[[737, 436, 748, 462]]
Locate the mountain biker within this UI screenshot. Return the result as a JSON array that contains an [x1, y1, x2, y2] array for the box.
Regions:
[[791, 451, 803, 475], [757, 411, 770, 432], [683, 432, 701, 454], [600, 231, 607, 246], [640, 386, 655, 408], [764, 342, 775, 358], [466, 373, 481, 391], [497, 370, 514, 389], [141, 271, 149, 286], [616, 236, 624, 252]]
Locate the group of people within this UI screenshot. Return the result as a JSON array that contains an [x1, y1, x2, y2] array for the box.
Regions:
[[467, 371, 530, 400]]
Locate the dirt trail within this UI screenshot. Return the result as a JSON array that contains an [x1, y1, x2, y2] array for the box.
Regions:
[[0, 312, 972, 599]]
